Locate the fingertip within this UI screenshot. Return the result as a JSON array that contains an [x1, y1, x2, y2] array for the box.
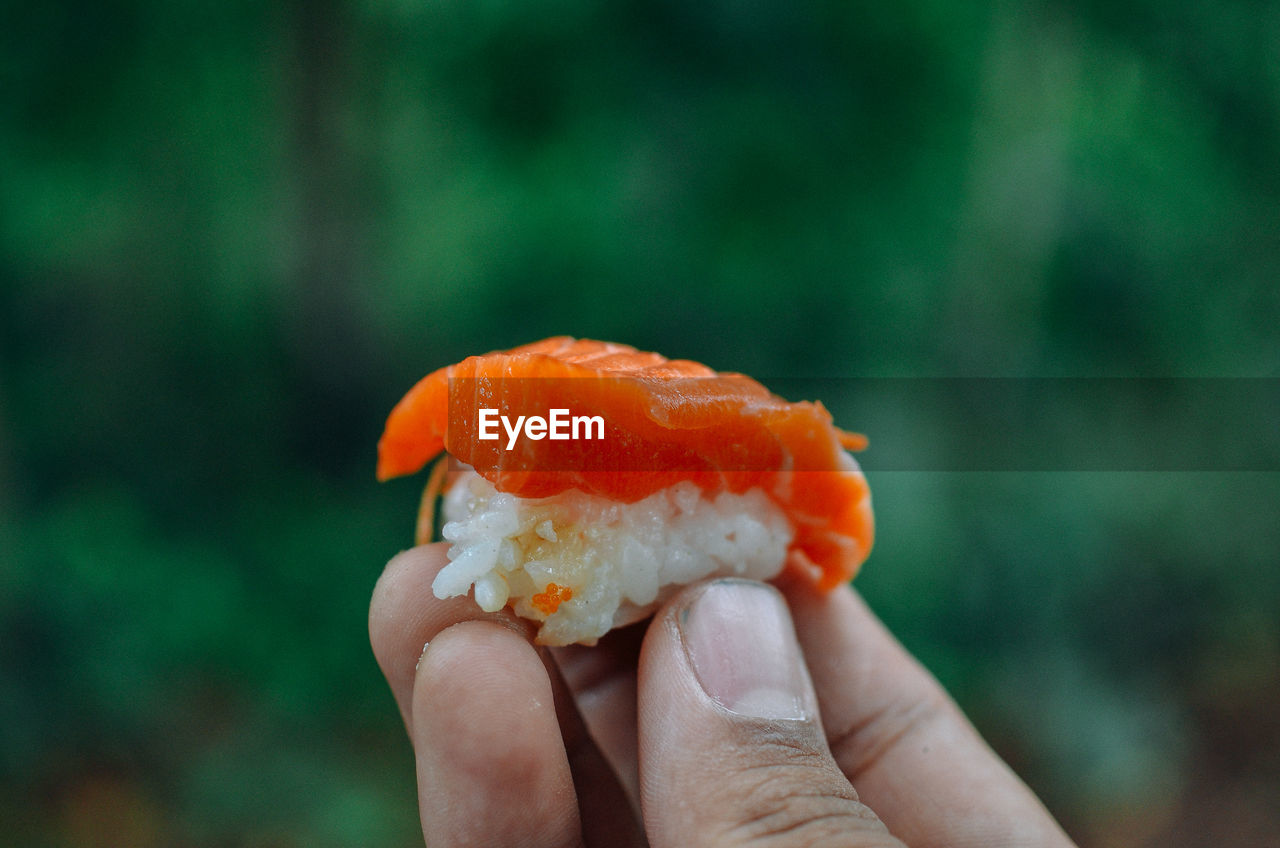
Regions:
[[414, 620, 582, 848], [637, 580, 901, 847], [368, 544, 450, 719], [369, 544, 450, 639], [369, 543, 537, 730], [413, 620, 546, 736]]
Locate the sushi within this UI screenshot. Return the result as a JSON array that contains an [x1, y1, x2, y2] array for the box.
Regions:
[[377, 337, 873, 645]]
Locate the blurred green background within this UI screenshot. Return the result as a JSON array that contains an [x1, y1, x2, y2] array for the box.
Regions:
[[3, 1, 1278, 845]]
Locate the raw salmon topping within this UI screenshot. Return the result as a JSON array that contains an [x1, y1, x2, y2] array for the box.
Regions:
[[378, 337, 873, 590]]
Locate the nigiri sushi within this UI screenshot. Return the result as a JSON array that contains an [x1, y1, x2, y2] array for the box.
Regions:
[[377, 337, 873, 645]]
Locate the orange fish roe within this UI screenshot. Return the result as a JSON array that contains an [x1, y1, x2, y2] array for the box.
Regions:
[[531, 583, 573, 615]]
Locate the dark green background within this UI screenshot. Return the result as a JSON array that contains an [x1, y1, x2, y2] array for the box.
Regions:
[[3, 1, 1278, 845]]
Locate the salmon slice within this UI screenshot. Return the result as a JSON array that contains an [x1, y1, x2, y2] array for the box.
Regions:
[[378, 337, 873, 589]]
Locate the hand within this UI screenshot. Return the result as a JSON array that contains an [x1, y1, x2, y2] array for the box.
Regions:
[[370, 544, 1077, 847]]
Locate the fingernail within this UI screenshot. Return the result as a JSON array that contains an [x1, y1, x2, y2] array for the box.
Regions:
[[679, 580, 813, 720], [415, 641, 430, 671]]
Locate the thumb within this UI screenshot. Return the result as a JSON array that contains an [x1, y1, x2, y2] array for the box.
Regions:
[[638, 579, 905, 848]]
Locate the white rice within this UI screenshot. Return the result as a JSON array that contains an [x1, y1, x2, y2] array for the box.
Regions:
[[436, 470, 794, 645]]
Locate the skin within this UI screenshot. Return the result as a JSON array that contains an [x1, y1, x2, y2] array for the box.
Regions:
[[369, 543, 1078, 848]]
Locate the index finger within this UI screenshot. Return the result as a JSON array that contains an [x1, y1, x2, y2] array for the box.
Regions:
[[779, 577, 1077, 848], [369, 543, 532, 730], [369, 543, 645, 847]]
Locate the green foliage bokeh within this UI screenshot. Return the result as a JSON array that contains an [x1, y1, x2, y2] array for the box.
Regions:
[[2, 1, 1278, 845]]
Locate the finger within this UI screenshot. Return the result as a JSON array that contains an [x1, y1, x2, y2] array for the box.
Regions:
[[638, 578, 907, 848], [542, 640, 649, 847], [369, 543, 530, 730], [549, 621, 646, 808], [370, 544, 646, 846], [780, 577, 1076, 848], [413, 620, 582, 848]]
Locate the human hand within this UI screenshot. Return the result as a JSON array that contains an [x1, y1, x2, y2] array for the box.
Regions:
[[370, 543, 1077, 847]]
